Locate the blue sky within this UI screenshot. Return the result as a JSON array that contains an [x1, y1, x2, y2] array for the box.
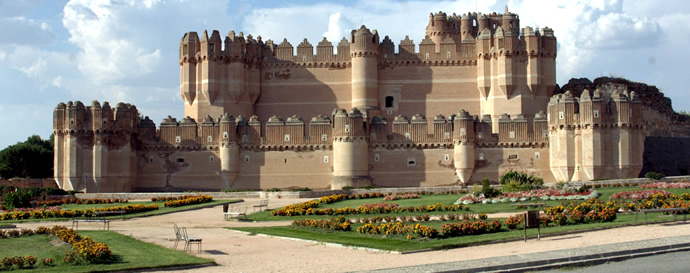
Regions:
[[1, 0, 689, 149]]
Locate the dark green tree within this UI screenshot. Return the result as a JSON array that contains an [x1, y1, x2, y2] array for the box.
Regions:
[[0, 135, 53, 179]]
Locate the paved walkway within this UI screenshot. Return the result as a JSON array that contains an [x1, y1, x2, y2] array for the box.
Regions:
[[14, 199, 690, 272]]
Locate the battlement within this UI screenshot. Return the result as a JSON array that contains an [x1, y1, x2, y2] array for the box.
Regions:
[[179, 9, 555, 68], [548, 88, 644, 129], [53, 100, 138, 136]]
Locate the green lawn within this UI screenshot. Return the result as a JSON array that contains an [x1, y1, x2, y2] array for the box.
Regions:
[[2, 199, 241, 223], [0, 231, 213, 272], [231, 212, 684, 252]]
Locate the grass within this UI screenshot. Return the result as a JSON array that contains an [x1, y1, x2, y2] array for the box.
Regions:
[[0, 231, 214, 272], [2, 199, 241, 223], [230, 212, 683, 252]]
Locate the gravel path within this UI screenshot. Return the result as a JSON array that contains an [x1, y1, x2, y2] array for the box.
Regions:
[[14, 199, 690, 273]]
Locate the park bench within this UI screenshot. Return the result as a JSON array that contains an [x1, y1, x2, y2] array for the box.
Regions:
[[71, 210, 124, 230], [253, 199, 269, 212], [223, 205, 247, 220], [636, 208, 688, 225]]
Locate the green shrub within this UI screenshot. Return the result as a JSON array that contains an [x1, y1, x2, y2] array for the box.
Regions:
[[265, 188, 282, 192], [499, 170, 544, 192], [290, 187, 312, 192], [644, 172, 664, 180], [3, 188, 32, 209], [341, 186, 354, 190], [480, 179, 500, 198]]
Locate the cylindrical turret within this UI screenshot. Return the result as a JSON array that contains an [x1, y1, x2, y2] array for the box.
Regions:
[[219, 113, 239, 189], [180, 32, 199, 105], [460, 13, 474, 41], [350, 26, 379, 115], [453, 110, 476, 184], [331, 108, 370, 189]]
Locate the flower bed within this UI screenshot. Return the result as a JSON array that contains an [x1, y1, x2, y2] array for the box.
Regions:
[[34, 198, 128, 207], [1, 226, 112, 269], [163, 195, 213, 207], [543, 199, 618, 225], [455, 189, 599, 205], [641, 182, 690, 189], [292, 216, 351, 231], [609, 189, 673, 200], [357, 222, 439, 239], [383, 193, 420, 201], [440, 219, 502, 236], [0, 204, 158, 221], [609, 191, 690, 212]]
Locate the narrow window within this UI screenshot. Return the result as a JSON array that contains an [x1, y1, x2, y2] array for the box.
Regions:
[[593, 110, 599, 118], [374, 154, 380, 161], [242, 135, 248, 142], [478, 153, 485, 160], [244, 155, 250, 162], [478, 132, 484, 139], [509, 131, 515, 139], [321, 134, 328, 142], [210, 44, 215, 52], [425, 52, 430, 60], [302, 55, 307, 62], [443, 132, 450, 139], [446, 51, 451, 59], [444, 154, 450, 161], [559, 111, 564, 120], [460, 128, 467, 136], [176, 158, 184, 163], [405, 132, 411, 140], [209, 156, 214, 162], [207, 135, 213, 142], [535, 152, 540, 159], [344, 124, 350, 133], [175, 136, 181, 143], [323, 155, 329, 163], [407, 158, 416, 166], [223, 132, 229, 139], [385, 96, 394, 108], [284, 134, 290, 142]]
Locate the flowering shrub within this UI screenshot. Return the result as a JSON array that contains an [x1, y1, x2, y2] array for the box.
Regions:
[[504, 215, 523, 229], [271, 200, 320, 216], [356, 222, 438, 239], [641, 182, 690, 189], [319, 194, 349, 204], [383, 193, 420, 201], [292, 216, 352, 231], [440, 219, 503, 237], [163, 195, 213, 207], [271, 197, 468, 217], [1, 226, 112, 267], [456, 189, 599, 204], [609, 190, 673, 201], [0, 204, 158, 220]]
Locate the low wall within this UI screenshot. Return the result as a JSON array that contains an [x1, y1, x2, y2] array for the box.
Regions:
[[0, 178, 58, 188]]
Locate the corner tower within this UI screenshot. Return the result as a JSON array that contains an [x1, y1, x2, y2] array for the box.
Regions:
[[350, 26, 380, 116], [331, 108, 370, 189]]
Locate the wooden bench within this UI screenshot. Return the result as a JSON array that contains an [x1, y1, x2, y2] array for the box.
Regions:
[[223, 206, 247, 220], [253, 199, 269, 212], [637, 208, 689, 224]]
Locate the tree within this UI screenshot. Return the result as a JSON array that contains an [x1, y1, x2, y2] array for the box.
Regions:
[[0, 135, 53, 179]]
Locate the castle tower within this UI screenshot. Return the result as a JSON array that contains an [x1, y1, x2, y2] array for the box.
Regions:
[[90, 101, 107, 192], [425, 11, 461, 52], [218, 113, 240, 189], [331, 108, 370, 189], [350, 26, 380, 116], [453, 110, 476, 184], [578, 89, 604, 180], [179, 30, 260, 121], [548, 91, 577, 181]]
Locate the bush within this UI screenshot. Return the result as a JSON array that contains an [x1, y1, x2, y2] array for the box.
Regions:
[[265, 188, 282, 192], [499, 170, 544, 192], [3, 188, 32, 209], [290, 187, 312, 192], [645, 172, 664, 180], [481, 178, 500, 198]]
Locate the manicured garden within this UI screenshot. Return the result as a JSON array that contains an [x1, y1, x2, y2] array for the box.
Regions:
[[231, 176, 690, 252], [0, 226, 213, 272]]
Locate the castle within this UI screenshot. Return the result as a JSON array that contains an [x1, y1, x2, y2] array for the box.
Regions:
[[53, 9, 648, 193]]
